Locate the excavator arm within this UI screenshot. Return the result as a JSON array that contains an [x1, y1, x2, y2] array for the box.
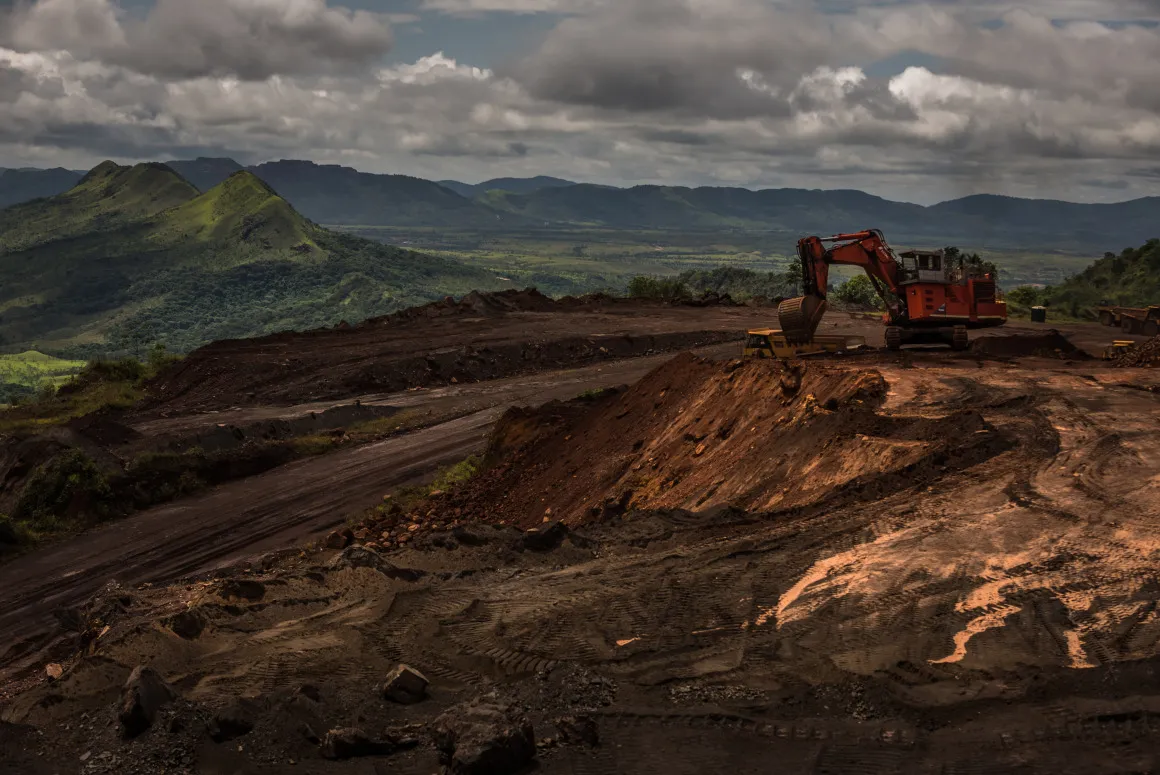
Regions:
[[778, 229, 905, 344]]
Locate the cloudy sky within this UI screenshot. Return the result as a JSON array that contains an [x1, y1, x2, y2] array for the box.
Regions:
[[2, 0, 1160, 203]]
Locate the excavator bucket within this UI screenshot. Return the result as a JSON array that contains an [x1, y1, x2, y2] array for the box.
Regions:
[[778, 295, 828, 344]]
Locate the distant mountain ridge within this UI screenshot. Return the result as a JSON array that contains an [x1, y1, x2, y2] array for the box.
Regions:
[[0, 157, 1157, 249], [437, 175, 576, 198], [0, 167, 85, 210]]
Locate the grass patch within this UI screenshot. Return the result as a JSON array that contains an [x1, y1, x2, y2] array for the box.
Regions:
[[287, 433, 343, 456], [0, 358, 149, 435], [0, 348, 180, 435], [430, 455, 481, 492], [0, 350, 87, 406], [360, 454, 483, 526]]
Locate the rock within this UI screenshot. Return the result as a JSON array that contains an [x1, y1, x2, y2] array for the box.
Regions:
[[119, 666, 177, 737], [523, 521, 568, 552], [210, 698, 260, 742], [45, 663, 63, 681], [353, 528, 369, 541], [328, 545, 426, 582], [218, 579, 265, 601], [432, 698, 535, 775], [164, 609, 205, 640], [452, 525, 489, 547], [325, 529, 352, 550], [554, 715, 599, 747], [383, 664, 428, 704], [320, 728, 417, 760]]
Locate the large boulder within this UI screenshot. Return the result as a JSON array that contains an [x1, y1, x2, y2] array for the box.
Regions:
[[382, 664, 428, 705], [119, 666, 177, 737], [522, 521, 568, 552], [210, 698, 260, 742], [432, 697, 535, 775]]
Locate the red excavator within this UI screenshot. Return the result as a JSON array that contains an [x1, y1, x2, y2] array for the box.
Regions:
[[778, 229, 1007, 350]]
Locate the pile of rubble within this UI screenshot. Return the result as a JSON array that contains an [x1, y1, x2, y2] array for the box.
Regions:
[[1114, 335, 1160, 367]]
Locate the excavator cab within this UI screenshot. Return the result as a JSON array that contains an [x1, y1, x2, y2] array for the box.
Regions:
[[898, 250, 946, 284]]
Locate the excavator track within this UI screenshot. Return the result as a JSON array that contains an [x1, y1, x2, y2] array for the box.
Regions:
[[777, 296, 827, 345]]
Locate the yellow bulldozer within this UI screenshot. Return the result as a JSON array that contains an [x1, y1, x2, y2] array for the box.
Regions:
[[744, 329, 866, 359]]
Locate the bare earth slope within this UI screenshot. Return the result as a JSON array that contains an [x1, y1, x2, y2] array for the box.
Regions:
[[4, 337, 1160, 773]]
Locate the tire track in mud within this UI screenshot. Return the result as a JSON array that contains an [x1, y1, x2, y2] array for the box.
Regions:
[[0, 410, 496, 676]]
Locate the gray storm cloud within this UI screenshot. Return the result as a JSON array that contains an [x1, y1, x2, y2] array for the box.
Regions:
[[2, 0, 394, 79], [1, 0, 1159, 203]]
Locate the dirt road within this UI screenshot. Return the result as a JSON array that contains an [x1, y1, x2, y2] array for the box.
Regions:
[[0, 345, 741, 678]]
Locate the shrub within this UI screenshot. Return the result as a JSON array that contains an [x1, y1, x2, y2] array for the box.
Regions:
[[833, 276, 884, 309], [1006, 285, 1047, 308], [14, 450, 115, 526], [627, 275, 692, 301], [146, 343, 180, 374], [79, 357, 147, 385]]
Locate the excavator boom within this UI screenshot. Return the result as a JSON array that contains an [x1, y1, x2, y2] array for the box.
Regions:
[[780, 229, 904, 344]]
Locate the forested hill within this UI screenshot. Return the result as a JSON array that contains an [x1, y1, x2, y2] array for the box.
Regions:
[[1029, 239, 1160, 315], [0, 162, 505, 355]]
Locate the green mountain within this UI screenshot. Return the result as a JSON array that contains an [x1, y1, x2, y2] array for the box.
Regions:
[[437, 175, 576, 198], [0, 162, 505, 354], [0, 161, 199, 253]]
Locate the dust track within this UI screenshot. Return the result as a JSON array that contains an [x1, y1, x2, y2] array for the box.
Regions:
[[0, 348, 738, 678]]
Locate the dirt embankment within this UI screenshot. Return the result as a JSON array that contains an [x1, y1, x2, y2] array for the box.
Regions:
[[140, 288, 762, 415], [145, 329, 742, 415], [438, 354, 1002, 528], [968, 330, 1092, 360]]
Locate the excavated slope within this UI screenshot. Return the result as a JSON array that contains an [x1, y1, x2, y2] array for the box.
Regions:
[[451, 354, 1004, 527]]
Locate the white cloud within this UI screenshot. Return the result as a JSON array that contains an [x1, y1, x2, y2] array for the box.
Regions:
[[377, 52, 491, 85]]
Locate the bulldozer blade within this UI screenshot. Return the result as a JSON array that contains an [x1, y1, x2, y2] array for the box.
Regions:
[[778, 295, 828, 344]]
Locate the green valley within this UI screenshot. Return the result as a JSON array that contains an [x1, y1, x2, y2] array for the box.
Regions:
[[0, 351, 87, 405]]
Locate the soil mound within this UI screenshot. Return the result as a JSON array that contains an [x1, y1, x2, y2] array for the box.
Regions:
[[1114, 334, 1160, 367], [370, 288, 559, 325], [145, 330, 739, 413], [444, 353, 1004, 528], [969, 330, 1089, 359]]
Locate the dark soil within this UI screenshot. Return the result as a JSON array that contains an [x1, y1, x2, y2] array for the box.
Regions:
[[968, 329, 1091, 359], [139, 290, 767, 416]]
